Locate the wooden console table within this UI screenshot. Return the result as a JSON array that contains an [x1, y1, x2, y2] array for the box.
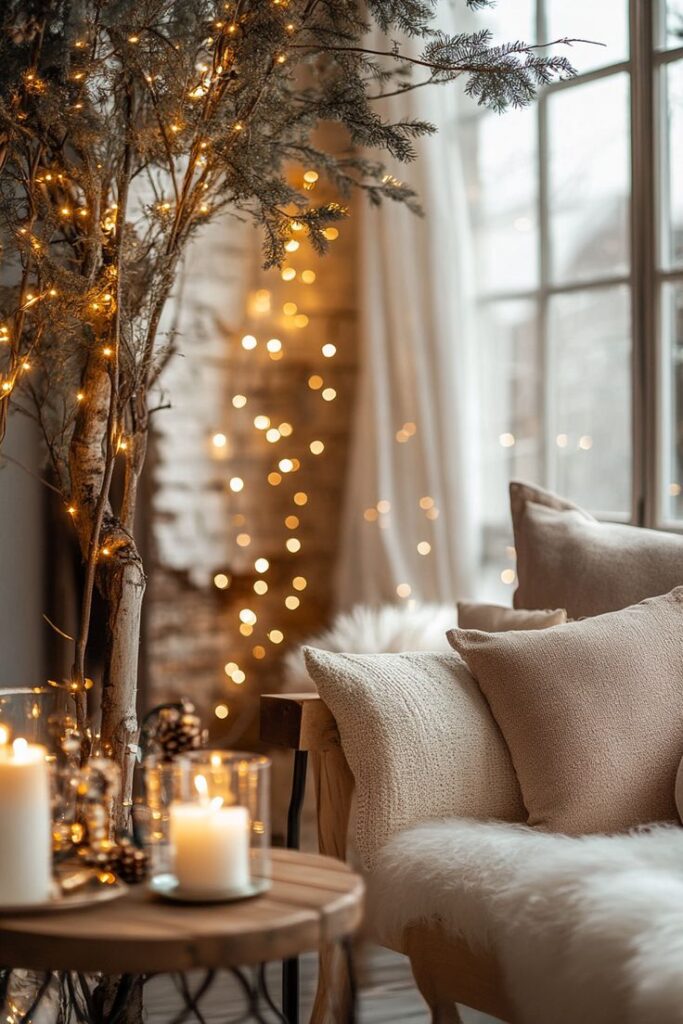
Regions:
[[0, 849, 363, 1024]]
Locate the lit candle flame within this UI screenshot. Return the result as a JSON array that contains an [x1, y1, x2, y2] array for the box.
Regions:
[[194, 773, 208, 799], [12, 738, 28, 760], [0, 725, 9, 747]]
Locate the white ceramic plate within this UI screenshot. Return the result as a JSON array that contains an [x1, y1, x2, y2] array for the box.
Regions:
[[149, 874, 271, 904]]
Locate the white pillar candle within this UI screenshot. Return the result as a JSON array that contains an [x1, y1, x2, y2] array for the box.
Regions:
[[0, 735, 52, 906], [170, 796, 250, 894]]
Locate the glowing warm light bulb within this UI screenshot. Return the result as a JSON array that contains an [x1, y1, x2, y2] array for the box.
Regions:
[[301, 270, 316, 284], [556, 433, 568, 448], [396, 583, 412, 599], [254, 415, 271, 431], [292, 576, 307, 591], [364, 508, 379, 522], [419, 496, 434, 510], [236, 533, 251, 547], [269, 630, 284, 644], [254, 580, 268, 595], [285, 515, 299, 529], [229, 476, 244, 492], [322, 227, 339, 241], [284, 240, 300, 253], [212, 432, 227, 448], [241, 334, 257, 350], [501, 569, 516, 585], [578, 435, 593, 450], [310, 440, 324, 455], [417, 541, 432, 555], [281, 268, 296, 281], [283, 302, 298, 316], [214, 573, 231, 590], [293, 492, 308, 506], [253, 646, 266, 660], [239, 608, 257, 625], [286, 538, 301, 553], [322, 388, 336, 402], [499, 432, 515, 448], [224, 662, 238, 678], [255, 558, 270, 573], [279, 458, 294, 473], [266, 428, 281, 443], [215, 704, 229, 719], [268, 472, 282, 486], [285, 595, 300, 610], [303, 170, 319, 184], [266, 338, 282, 353], [322, 344, 336, 358], [232, 394, 247, 408], [0, 725, 9, 747], [279, 422, 293, 437], [232, 669, 246, 684], [377, 499, 391, 514], [308, 375, 323, 390]]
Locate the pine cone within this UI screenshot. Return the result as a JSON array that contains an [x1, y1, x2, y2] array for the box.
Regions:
[[83, 838, 120, 875], [116, 838, 148, 885], [155, 700, 206, 760]]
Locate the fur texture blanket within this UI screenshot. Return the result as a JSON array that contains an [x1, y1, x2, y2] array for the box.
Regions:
[[368, 819, 683, 1024]]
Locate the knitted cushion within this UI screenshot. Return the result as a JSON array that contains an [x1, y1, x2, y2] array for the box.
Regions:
[[303, 648, 524, 868], [449, 588, 683, 834], [457, 601, 567, 631], [511, 481, 683, 618]]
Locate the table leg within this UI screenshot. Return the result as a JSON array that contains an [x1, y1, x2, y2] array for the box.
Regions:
[[282, 749, 308, 1024]]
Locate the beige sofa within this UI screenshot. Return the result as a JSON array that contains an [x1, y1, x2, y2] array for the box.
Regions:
[[260, 691, 514, 1023]]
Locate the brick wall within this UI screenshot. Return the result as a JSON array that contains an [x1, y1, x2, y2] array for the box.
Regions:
[[145, 170, 358, 788]]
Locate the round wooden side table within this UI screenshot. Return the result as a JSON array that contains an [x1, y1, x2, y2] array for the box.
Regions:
[[0, 849, 364, 1024]]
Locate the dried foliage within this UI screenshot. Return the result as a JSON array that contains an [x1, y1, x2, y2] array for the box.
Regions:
[[0, 0, 574, 810]]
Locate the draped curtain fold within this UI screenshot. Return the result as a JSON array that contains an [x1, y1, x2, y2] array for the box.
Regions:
[[336, 4, 481, 609]]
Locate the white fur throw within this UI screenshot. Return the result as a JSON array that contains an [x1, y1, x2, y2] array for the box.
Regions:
[[369, 819, 683, 1024], [283, 602, 455, 692]]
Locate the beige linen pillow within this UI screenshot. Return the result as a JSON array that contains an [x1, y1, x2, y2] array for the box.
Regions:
[[511, 480, 683, 618], [457, 601, 567, 632], [448, 588, 683, 835], [303, 648, 524, 867]]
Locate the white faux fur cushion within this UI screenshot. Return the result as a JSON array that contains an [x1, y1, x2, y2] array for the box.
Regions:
[[302, 649, 524, 868], [283, 602, 456, 692], [369, 819, 683, 1024]]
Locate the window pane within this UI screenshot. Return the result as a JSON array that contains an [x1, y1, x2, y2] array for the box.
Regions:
[[664, 0, 683, 48], [462, 106, 539, 294], [477, 299, 541, 584], [661, 61, 683, 269], [660, 281, 683, 522], [547, 0, 629, 72], [548, 73, 630, 284], [548, 286, 631, 514], [478, 0, 536, 42]]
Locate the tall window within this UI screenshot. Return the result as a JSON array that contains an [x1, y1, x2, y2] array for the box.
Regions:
[[462, 0, 683, 589]]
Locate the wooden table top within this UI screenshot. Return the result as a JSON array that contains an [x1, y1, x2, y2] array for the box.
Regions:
[[0, 849, 364, 974]]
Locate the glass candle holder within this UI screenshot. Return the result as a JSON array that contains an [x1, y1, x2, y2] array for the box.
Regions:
[[140, 756, 186, 878], [0, 687, 70, 752], [167, 750, 271, 900]]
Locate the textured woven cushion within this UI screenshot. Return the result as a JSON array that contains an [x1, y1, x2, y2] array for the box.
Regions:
[[448, 588, 683, 834], [511, 481, 683, 618], [457, 601, 567, 632], [303, 648, 524, 867]]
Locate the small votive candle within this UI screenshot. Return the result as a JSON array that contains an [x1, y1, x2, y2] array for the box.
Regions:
[[170, 775, 250, 894], [0, 733, 52, 906]]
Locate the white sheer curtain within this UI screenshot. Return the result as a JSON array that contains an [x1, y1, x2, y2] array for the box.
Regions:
[[336, 3, 481, 609]]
